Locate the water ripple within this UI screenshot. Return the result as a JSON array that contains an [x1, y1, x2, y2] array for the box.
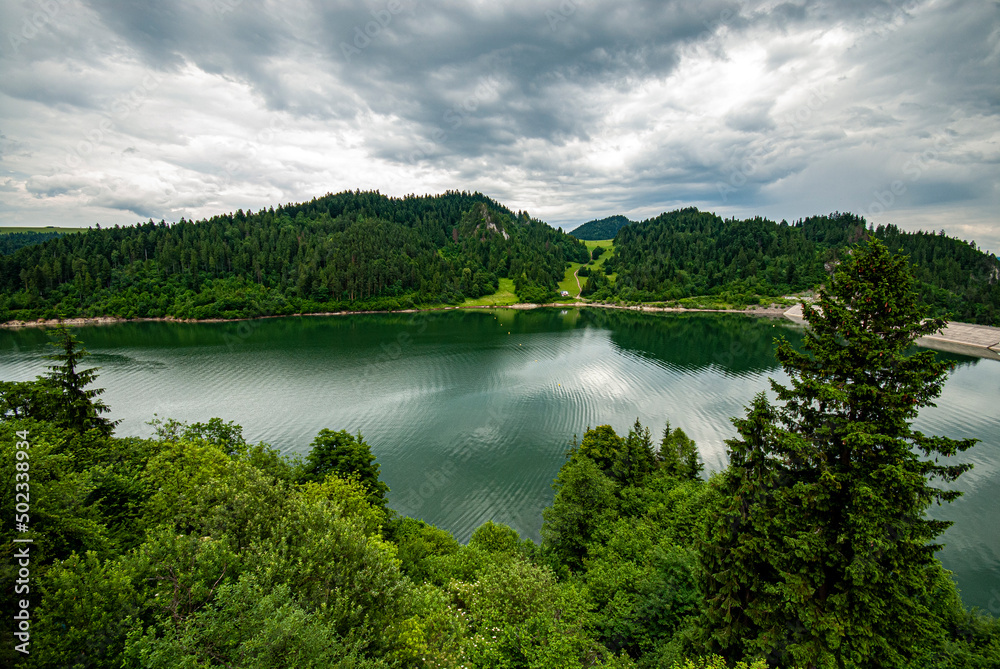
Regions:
[[0, 310, 996, 607]]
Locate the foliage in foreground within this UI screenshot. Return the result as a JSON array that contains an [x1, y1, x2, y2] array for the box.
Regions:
[[3, 243, 1000, 668], [697, 240, 992, 668]]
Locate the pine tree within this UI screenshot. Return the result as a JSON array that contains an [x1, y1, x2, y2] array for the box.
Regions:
[[699, 240, 977, 668], [45, 326, 117, 436], [611, 418, 657, 486], [658, 420, 704, 480]]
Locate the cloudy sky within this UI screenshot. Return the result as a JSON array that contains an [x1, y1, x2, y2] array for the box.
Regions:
[[1, 0, 998, 251]]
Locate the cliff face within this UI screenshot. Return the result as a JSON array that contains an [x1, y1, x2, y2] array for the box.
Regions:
[[474, 203, 509, 241]]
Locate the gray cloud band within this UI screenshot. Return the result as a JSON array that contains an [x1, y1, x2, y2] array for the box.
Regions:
[[62, 73, 164, 170], [6, 0, 76, 54]]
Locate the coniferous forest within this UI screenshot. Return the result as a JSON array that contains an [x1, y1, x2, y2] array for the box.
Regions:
[[4, 0, 999, 665], [2, 241, 999, 668], [1, 193, 998, 325], [0, 232, 65, 258], [587, 209, 1000, 325], [0, 191, 590, 322], [569, 215, 634, 241]]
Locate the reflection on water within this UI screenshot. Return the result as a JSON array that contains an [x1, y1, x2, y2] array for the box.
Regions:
[[0, 308, 996, 611]]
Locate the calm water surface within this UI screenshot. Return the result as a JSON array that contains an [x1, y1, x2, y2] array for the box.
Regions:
[[1, 308, 997, 611]]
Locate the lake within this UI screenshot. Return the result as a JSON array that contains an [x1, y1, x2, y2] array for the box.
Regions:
[[1, 307, 997, 612]]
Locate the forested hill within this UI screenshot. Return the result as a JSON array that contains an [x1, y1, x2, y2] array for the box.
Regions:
[[3, 196, 997, 325], [570, 214, 633, 240], [0, 230, 64, 255], [0, 190, 590, 321], [589, 208, 1000, 324]]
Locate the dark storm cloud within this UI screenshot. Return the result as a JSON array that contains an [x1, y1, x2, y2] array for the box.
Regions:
[[79, 0, 726, 153]]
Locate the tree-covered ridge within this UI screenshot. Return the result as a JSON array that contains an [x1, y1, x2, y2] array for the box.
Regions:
[[570, 215, 633, 241], [0, 231, 64, 256], [0, 191, 589, 322], [3, 194, 998, 324], [595, 209, 1000, 324]]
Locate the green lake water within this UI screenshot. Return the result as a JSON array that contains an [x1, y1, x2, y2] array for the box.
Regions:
[[1, 307, 997, 612]]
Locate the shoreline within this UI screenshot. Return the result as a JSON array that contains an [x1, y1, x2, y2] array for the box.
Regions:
[[0, 301, 792, 329], [3, 302, 998, 359]]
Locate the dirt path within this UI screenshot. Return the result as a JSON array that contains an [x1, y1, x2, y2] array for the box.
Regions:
[[573, 268, 583, 298]]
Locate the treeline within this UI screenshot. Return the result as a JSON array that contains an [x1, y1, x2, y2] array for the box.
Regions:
[[586, 209, 1000, 324], [4, 195, 998, 325], [0, 231, 64, 256], [570, 215, 633, 241], [2, 243, 999, 668], [0, 191, 589, 321]]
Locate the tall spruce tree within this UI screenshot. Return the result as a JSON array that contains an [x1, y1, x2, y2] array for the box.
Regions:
[[611, 418, 658, 487], [658, 420, 704, 481], [699, 240, 977, 668], [45, 326, 117, 436]]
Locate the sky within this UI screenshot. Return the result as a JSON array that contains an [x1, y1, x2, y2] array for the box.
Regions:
[[1, 0, 998, 252]]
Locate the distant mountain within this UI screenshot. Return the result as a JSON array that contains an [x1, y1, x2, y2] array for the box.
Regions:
[[569, 215, 633, 241]]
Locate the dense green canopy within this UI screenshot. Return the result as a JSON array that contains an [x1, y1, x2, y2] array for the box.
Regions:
[[699, 241, 985, 668], [0, 191, 589, 321], [596, 209, 1000, 324], [570, 215, 633, 241], [2, 196, 998, 325]]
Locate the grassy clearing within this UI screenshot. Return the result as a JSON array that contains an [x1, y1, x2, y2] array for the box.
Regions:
[[557, 263, 585, 300], [585, 240, 614, 269], [579, 238, 617, 285], [460, 277, 520, 306], [552, 240, 619, 301]]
